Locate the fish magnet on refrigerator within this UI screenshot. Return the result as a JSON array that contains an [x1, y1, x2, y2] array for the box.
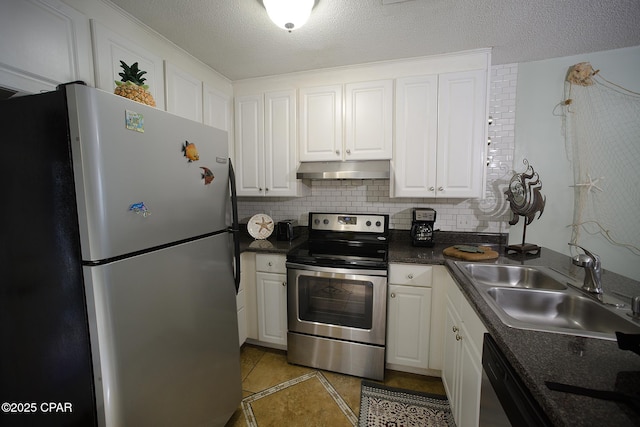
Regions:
[[200, 167, 214, 185], [182, 141, 199, 162]]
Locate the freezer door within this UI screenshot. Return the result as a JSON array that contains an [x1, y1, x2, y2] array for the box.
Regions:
[[83, 234, 241, 427], [0, 90, 97, 427], [66, 84, 230, 262]]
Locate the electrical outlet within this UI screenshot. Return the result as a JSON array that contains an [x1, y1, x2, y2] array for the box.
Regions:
[[457, 216, 471, 229]]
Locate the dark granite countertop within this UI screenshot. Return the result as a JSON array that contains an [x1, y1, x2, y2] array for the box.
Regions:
[[238, 226, 307, 254], [390, 232, 640, 427], [240, 228, 640, 425]]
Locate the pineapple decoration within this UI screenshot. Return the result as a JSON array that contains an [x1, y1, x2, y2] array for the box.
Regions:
[[114, 61, 156, 107]]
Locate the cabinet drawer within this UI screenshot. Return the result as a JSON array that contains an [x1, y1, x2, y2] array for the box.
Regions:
[[256, 253, 286, 274], [388, 264, 433, 286]]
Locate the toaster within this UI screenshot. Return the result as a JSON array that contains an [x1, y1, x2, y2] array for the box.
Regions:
[[276, 220, 298, 241]]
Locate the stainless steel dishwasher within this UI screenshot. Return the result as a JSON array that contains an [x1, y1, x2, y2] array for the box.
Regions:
[[479, 334, 552, 427]]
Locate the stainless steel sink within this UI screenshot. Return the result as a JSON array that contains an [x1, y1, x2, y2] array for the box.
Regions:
[[459, 264, 567, 290], [453, 262, 640, 340]]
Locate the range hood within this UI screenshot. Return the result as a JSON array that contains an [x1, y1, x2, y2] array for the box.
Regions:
[[296, 160, 390, 180]]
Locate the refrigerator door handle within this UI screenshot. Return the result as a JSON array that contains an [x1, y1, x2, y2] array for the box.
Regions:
[[228, 158, 241, 294]]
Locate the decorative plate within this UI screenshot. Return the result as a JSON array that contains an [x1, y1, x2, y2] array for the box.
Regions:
[[248, 213, 274, 240]]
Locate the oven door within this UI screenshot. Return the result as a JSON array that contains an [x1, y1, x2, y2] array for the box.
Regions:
[[287, 263, 387, 345]]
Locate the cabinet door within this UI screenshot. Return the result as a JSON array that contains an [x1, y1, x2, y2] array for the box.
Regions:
[[203, 84, 231, 131], [264, 90, 298, 196], [165, 61, 203, 122], [299, 85, 343, 161], [459, 329, 483, 427], [429, 266, 449, 371], [92, 20, 164, 109], [442, 300, 461, 423], [345, 80, 393, 160], [256, 272, 287, 346], [236, 273, 247, 346], [386, 284, 431, 369], [0, 0, 93, 93], [393, 75, 438, 197], [234, 95, 264, 196], [437, 69, 487, 198]]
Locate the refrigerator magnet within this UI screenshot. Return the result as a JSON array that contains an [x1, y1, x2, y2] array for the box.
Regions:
[[200, 167, 214, 185], [125, 110, 144, 133], [182, 141, 199, 162], [129, 202, 151, 217]]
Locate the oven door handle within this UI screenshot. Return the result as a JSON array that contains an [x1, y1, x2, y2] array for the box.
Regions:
[[286, 262, 388, 277]]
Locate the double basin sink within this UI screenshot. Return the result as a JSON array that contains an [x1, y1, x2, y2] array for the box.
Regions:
[[453, 262, 640, 340]]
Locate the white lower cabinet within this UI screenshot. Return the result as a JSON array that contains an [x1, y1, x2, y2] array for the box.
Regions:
[[386, 264, 432, 373], [238, 252, 256, 345], [442, 272, 487, 427], [236, 270, 247, 347], [255, 254, 287, 348]]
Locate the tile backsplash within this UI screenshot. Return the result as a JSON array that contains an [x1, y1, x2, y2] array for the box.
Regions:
[[238, 64, 518, 233]]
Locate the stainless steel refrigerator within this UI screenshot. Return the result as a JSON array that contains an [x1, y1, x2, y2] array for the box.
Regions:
[[0, 83, 242, 426]]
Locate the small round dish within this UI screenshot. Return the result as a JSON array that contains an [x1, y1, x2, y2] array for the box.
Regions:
[[247, 213, 274, 240]]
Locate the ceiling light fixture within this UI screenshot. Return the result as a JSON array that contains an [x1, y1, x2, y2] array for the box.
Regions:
[[263, 0, 314, 32]]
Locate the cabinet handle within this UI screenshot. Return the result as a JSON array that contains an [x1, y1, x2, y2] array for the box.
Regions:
[[282, 282, 286, 287], [265, 188, 269, 192], [268, 261, 273, 266], [407, 273, 414, 279], [346, 149, 351, 154], [438, 186, 444, 191], [259, 188, 263, 192], [335, 150, 340, 155], [456, 334, 462, 341], [390, 293, 396, 298], [429, 187, 435, 191], [452, 326, 459, 333]]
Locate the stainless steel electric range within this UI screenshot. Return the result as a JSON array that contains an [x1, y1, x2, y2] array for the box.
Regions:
[[286, 212, 389, 380]]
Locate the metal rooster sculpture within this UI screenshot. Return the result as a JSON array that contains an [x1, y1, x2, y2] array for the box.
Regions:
[[505, 159, 546, 254]]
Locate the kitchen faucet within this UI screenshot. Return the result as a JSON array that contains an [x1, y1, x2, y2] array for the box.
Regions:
[[568, 243, 602, 294]]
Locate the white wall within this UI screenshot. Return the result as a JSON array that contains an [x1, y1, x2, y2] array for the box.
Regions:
[[513, 45, 640, 281]]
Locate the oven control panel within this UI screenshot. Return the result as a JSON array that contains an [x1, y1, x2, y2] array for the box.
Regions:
[[309, 213, 388, 233]]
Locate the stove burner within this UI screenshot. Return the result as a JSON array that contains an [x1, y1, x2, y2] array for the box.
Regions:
[[287, 212, 389, 270]]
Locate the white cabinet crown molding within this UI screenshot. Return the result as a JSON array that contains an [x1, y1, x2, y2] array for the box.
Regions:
[[91, 19, 165, 109], [164, 61, 203, 122], [0, 0, 93, 93]]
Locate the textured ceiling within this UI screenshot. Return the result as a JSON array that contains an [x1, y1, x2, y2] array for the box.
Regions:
[[110, 0, 640, 81]]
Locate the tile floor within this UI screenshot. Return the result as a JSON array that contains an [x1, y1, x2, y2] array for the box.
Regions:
[[225, 344, 446, 426]]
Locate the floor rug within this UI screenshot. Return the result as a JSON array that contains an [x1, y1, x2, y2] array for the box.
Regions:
[[242, 371, 358, 426], [358, 381, 455, 427]]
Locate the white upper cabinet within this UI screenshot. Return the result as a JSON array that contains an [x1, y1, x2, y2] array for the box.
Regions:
[[345, 80, 393, 160], [235, 95, 264, 195], [299, 80, 393, 161], [299, 85, 343, 161], [393, 75, 438, 197], [91, 20, 165, 110], [165, 61, 203, 122], [0, 0, 93, 93], [203, 84, 231, 131], [235, 90, 307, 197], [437, 69, 487, 198], [393, 68, 488, 199]]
